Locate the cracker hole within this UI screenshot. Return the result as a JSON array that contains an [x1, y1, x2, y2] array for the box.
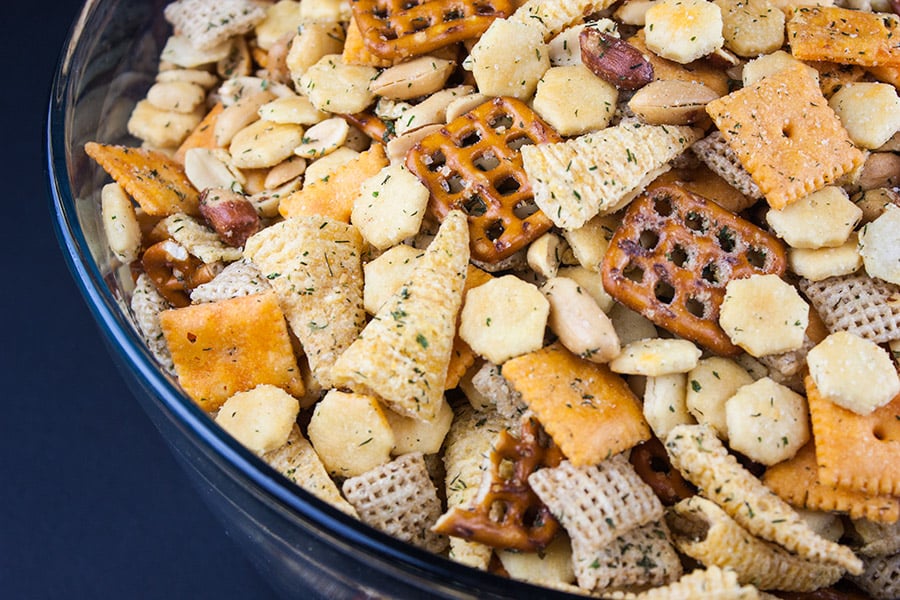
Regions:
[[459, 130, 482, 148], [490, 112, 514, 131], [496, 176, 521, 196], [623, 263, 644, 283], [513, 198, 539, 220], [426, 150, 446, 171], [463, 194, 487, 217], [874, 427, 887, 441], [782, 122, 795, 139], [474, 2, 496, 15], [702, 262, 719, 284], [639, 230, 660, 250], [654, 280, 676, 304], [746, 247, 767, 269], [444, 8, 465, 21], [667, 244, 688, 267], [410, 16, 432, 31], [685, 211, 706, 233], [486, 219, 505, 241], [373, 8, 389, 19], [507, 134, 533, 151], [442, 173, 465, 194], [401, 0, 419, 9], [717, 227, 737, 252], [686, 297, 706, 318], [473, 151, 498, 171], [381, 28, 398, 40], [654, 196, 673, 217]]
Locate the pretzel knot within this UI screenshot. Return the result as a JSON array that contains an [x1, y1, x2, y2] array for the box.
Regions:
[[432, 417, 564, 552], [141, 240, 217, 307]]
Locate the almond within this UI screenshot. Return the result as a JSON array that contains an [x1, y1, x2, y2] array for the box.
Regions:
[[627, 79, 720, 125], [199, 187, 261, 247], [579, 28, 653, 90]]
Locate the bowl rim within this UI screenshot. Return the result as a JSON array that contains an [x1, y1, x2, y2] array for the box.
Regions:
[[44, 2, 579, 598]]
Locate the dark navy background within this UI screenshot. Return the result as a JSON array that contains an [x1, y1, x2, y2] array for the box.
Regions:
[[2, 2, 279, 597]]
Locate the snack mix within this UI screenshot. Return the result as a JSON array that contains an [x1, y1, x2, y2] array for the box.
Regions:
[[86, 0, 900, 596]]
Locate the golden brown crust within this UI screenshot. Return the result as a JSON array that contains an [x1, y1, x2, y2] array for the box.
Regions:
[[406, 96, 561, 263], [159, 291, 305, 411], [85, 142, 201, 217], [601, 183, 786, 355], [502, 342, 651, 466]]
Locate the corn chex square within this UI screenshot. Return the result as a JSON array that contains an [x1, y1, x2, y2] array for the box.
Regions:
[[243, 216, 366, 389], [164, 0, 266, 51], [159, 291, 305, 412], [528, 455, 665, 583], [342, 452, 447, 553], [705, 62, 866, 211], [522, 121, 701, 230], [330, 211, 470, 422]]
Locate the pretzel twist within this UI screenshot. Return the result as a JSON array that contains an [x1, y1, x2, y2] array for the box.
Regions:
[[141, 240, 217, 307]]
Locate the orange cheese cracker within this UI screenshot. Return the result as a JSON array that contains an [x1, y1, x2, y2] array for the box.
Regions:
[[501, 342, 650, 466], [159, 291, 305, 412], [705, 62, 866, 210], [85, 142, 201, 216], [278, 143, 388, 221], [445, 264, 494, 390], [343, 17, 395, 68], [174, 102, 224, 164], [807, 375, 900, 497], [763, 442, 900, 524], [787, 6, 900, 68]]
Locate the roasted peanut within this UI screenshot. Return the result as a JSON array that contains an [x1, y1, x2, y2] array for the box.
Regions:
[[214, 90, 276, 147], [368, 56, 456, 100], [628, 80, 720, 125], [541, 276, 621, 363]]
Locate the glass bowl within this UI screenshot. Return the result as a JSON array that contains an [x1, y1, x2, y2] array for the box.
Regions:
[[46, 1, 578, 598]]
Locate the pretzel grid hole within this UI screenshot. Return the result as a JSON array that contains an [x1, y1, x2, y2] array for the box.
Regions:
[[365, 0, 504, 42]]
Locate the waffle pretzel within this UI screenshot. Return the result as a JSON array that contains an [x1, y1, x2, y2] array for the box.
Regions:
[[351, 0, 513, 61], [432, 416, 564, 552], [601, 183, 786, 355], [406, 96, 562, 263]]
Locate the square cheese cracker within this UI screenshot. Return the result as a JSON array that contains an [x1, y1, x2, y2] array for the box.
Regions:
[[502, 342, 651, 466], [705, 62, 866, 210], [159, 291, 305, 412]]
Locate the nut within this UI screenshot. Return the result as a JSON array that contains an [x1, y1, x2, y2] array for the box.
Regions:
[[294, 117, 350, 159], [580, 28, 653, 90], [368, 55, 456, 100], [857, 152, 900, 191], [628, 79, 720, 125], [199, 187, 261, 247], [214, 90, 276, 147]]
